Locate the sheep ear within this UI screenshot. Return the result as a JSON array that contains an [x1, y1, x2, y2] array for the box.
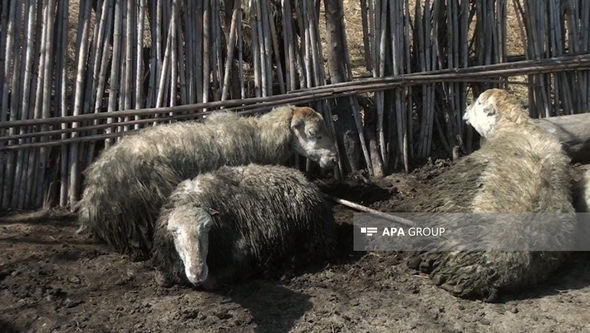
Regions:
[[483, 104, 497, 116], [291, 110, 306, 130], [291, 106, 320, 128], [479, 103, 498, 116]]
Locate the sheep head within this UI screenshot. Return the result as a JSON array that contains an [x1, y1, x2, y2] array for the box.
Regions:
[[165, 205, 214, 286], [463, 89, 528, 138], [290, 106, 337, 169]]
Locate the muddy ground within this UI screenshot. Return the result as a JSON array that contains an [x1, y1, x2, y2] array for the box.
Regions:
[[1, 163, 590, 332]]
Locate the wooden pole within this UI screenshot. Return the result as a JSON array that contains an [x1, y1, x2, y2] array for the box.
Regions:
[[24, 0, 48, 208], [68, 0, 91, 205], [106, 0, 123, 147], [87, 0, 114, 166], [36, 0, 57, 207], [237, 2, 245, 98], [326, 195, 416, 227], [184, 0, 195, 104], [281, 0, 296, 91], [0, 0, 18, 208], [1, 0, 23, 208], [221, 0, 241, 101], [155, 11, 173, 109], [169, 0, 178, 109], [123, 0, 136, 130], [14, 0, 38, 209], [195, 0, 203, 103], [56, 0, 68, 207], [135, 0, 146, 127], [202, 0, 210, 103], [266, 0, 285, 94], [2, 54, 590, 132], [250, 0, 262, 97]]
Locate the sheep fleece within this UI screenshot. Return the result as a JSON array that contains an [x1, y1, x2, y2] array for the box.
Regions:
[[408, 93, 576, 301], [151, 164, 336, 285], [78, 106, 297, 258]]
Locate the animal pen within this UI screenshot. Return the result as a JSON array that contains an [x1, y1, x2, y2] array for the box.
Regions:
[[0, 0, 589, 211]]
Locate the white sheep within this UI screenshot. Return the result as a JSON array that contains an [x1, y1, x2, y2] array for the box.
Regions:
[[409, 89, 576, 301], [151, 164, 336, 287], [78, 105, 337, 258]]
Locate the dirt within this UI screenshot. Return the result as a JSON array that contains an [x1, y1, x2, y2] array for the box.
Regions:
[[2, 163, 590, 332]]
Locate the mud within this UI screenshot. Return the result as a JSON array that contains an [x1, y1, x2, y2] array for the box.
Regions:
[[1, 163, 590, 332]]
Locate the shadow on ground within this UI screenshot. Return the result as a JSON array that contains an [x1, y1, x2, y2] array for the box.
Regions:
[[229, 281, 312, 333]]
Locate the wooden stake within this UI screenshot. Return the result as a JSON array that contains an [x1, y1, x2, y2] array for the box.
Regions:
[[68, 0, 91, 205]]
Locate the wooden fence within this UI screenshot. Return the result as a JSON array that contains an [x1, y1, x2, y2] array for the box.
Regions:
[[0, 0, 589, 210]]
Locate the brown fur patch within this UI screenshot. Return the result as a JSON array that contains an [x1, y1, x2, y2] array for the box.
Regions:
[[291, 106, 324, 130], [480, 89, 529, 125], [293, 106, 322, 120]]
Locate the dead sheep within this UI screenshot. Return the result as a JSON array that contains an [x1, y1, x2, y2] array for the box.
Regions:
[[78, 105, 336, 258], [150, 164, 335, 287], [408, 89, 576, 301]]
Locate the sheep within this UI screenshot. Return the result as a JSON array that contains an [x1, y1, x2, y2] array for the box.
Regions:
[[407, 89, 577, 301], [574, 166, 590, 212], [150, 163, 335, 287], [78, 105, 337, 258]]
